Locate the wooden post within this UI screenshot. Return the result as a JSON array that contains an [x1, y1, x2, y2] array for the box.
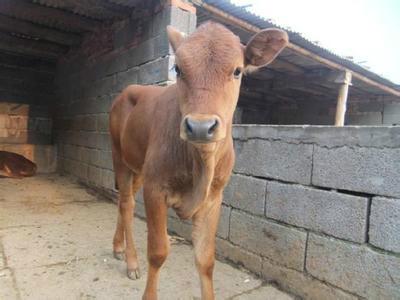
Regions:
[[334, 70, 352, 126]]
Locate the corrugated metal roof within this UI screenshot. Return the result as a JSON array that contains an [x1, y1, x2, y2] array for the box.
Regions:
[[200, 0, 399, 92]]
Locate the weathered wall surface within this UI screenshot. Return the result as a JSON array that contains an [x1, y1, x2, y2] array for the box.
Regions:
[[154, 125, 400, 300], [0, 54, 54, 145], [54, 4, 196, 187], [347, 100, 400, 125], [0, 55, 56, 172]]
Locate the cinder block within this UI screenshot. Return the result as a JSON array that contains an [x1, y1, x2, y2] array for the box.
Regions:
[[169, 6, 195, 35], [97, 150, 113, 170], [101, 168, 115, 191], [383, 113, 400, 125], [369, 196, 400, 253], [384, 102, 400, 114], [81, 132, 98, 149], [266, 182, 369, 242], [229, 210, 306, 271], [88, 165, 102, 186], [216, 238, 262, 275], [262, 258, 357, 300], [96, 133, 111, 151], [116, 67, 138, 92], [138, 57, 170, 85], [126, 39, 154, 68], [307, 234, 400, 299], [81, 115, 97, 131], [217, 204, 231, 239], [346, 112, 382, 125], [151, 8, 171, 38], [104, 52, 129, 76], [96, 113, 109, 132], [87, 149, 100, 166], [234, 139, 313, 184], [312, 145, 400, 198], [95, 95, 113, 114], [223, 174, 267, 216]]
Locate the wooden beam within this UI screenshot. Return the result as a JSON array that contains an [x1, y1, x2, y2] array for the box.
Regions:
[[268, 58, 305, 75], [107, 0, 144, 8], [0, 32, 67, 59], [196, 1, 400, 98], [0, 14, 81, 46], [0, 0, 101, 33], [334, 70, 352, 126]]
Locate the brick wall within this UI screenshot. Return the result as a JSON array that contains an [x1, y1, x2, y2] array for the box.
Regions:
[[54, 4, 196, 187], [159, 125, 400, 300]]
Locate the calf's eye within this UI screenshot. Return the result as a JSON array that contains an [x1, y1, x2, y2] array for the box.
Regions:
[[174, 64, 181, 77], [233, 67, 242, 78]]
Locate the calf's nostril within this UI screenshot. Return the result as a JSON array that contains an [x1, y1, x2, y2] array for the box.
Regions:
[[208, 119, 218, 134], [185, 118, 193, 134]]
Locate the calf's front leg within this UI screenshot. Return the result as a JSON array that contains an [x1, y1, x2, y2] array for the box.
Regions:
[[142, 185, 170, 300], [192, 191, 223, 300]]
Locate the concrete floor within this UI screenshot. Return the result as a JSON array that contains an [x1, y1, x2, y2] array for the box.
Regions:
[[0, 174, 293, 300]]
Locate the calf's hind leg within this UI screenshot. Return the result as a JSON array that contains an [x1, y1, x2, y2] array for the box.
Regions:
[[113, 161, 142, 279]]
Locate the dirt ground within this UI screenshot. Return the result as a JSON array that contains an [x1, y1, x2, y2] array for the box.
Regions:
[[0, 174, 293, 300]]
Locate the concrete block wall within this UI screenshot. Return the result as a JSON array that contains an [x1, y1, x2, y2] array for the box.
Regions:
[[0, 53, 56, 171], [54, 4, 196, 187], [0, 53, 56, 106], [0, 102, 56, 173], [164, 125, 400, 300], [345, 100, 400, 126]]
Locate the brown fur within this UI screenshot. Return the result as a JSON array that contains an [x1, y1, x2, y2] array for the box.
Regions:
[[0, 151, 37, 178], [109, 22, 288, 300]]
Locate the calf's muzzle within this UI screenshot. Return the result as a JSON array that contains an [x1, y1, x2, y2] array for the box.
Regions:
[[181, 114, 222, 143]]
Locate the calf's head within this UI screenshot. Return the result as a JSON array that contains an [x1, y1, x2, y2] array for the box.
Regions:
[[167, 22, 288, 145]]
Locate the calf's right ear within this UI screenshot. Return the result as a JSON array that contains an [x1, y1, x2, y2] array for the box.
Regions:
[[245, 28, 289, 70], [167, 25, 185, 52]]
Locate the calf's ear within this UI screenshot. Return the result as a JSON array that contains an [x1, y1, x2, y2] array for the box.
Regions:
[[245, 28, 288, 69], [167, 25, 185, 52]]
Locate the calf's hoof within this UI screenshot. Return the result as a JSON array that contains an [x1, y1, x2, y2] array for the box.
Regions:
[[127, 268, 141, 280], [113, 251, 125, 261]]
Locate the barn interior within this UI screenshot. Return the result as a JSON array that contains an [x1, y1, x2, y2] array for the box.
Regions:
[[0, 0, 159, 174]]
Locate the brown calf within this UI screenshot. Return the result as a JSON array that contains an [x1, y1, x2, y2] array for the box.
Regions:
[[109, 22, 288, 300]]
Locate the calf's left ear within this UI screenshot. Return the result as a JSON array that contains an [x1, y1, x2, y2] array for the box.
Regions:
[[245, 28, 289, 69], [167, 25, 185, 52]]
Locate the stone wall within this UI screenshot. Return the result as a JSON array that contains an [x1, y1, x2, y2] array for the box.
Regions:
[[159, 125, 400, 300], [54, 4, 196, 187]]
